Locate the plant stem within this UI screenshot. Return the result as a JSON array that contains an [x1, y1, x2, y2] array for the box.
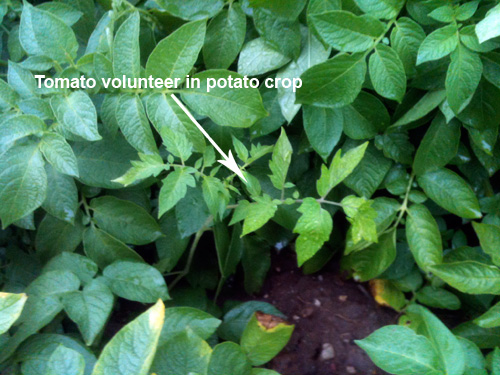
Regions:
[[169, 216, 213, 289]]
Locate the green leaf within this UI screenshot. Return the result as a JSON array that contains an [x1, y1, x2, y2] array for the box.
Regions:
[[238, 38, 291, 76], [472, 222, 500, 267], [446, 44, 483, 114], [113, 11, 140, 79], [90, 196, 162, 245], [203, 4, 246, 70], [26, 270, 80, 297], [413, 115, 461, 176], [146, 20, 206, 82], [8, 61, 38, 98], [303, 105, 343, 161], [457, 80, 500, 129], [476, 4, 500, 44], [208, 342, 252, 375], [151, 330, 212, 375], [316, 141, 368, 197], [474, 301, 500, 328], [358, 0, 405, 18], [73, 135, 138, 189], [342, 196, 378, 245], [83, 226, 144, 269], [46, 345, 85, 375], [369, 44, 406, 102], [159, 169, 196, 218], [241, 312, 294, 366], [62, 279, 114, 346], [202, 176, 230, 220], [253, 8, 301, 60], [310, 11, 385, 52], [416, 286, 461, 310], [0, 79, 20, 110], [159, 307, 221, 344], [391, 89, 446, 128], [155, 0, 224, 20], [51, 91, 101, 141], [428, 5, 455, 23], [241, 195, 279, 236], [293, 198, 333, 266], [176, 186, 211, 238], [0, 114, 45, 151], [269, 128, 292, 190], [92, 300, 164, 375], [43, 252, 97, 285], [181, 70, 268, 128], [146, 93, 205, 153], [116, 94, 158, 155], [406, 204, 443, 272], [418, 168, 481, 219], [276, 27, 330, 122], [113, 153, 165, 187], [356, 325, 441, 375], [249, 0, 307, 20], [36, 214, 83, 261], [407, 304, 465, 375], [0, 292, 27, 335], [342, 91, 390, 140], [37, 2, 83, 27], [19, 2, 78, 62], [417, 24, 459, 65], [39, 132, 79, 177], [391, 17, 426, 77], [0, 143, 47, 228], [103, 261, 169, 303], [430, 261, 500, 294], [297, 53, 367, 107]]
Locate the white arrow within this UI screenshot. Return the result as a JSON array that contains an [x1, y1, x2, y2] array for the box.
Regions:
[[170, 94, 247, 182]]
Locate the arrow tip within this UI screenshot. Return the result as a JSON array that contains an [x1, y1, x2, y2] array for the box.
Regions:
[[218, 150, 247, 183]]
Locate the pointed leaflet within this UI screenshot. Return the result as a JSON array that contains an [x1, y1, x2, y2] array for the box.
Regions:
[[476, 4, 500, 44], [19, 2, 78, 62], [472, 222, 500, 266], [354, 0, 405, 19], [208, 342, 252, 375], [240, 195, 279, 236], [369, 44, 406, 102], [303, 105, 343, 161], [297, 53, 367, 108], [0, 143, 47, 228], [269, 128, 292, 191], [103, 261, 169, 303], [417, 24, 459, 65], [46, 346, 85, 375], [407, 305, 465, 375], [202, 176, 230, 219], [51, 91, 101, 141], [116, 95, 158, 155], [413, 115, 461, 176], [316, 142, 368, 197], [92, 300, 164, 375], [39, 132, 79, 177], [113, 11, 140, 79], [90, 196, 162, 245], [294, 198, 333, 266], [36, 214, 83, 261], [446, 43, 482, 114], [390, 17, 426, 77], [7, 61, 38, 98], [356, 325, 441, 375], [310, 11, 384, 52], [181, 70, 267, 128], [203, 4, 246, 70], [391, 90, 446, 128], [406, 204, 443, 272], [342, 196, 378, 244], [154, 0, 223, 20], [249, 0, 307, 20], [238, 38, 291, 76], [474, 301, 500, 328], [83, 226, 144, 270], [0, 293, 27, 334], [146, 20, 206, 82], [0, 114, 45, 151], [158, 169, 196, 217], [43, 252, 98, 285], [417, 168, 481, 219]]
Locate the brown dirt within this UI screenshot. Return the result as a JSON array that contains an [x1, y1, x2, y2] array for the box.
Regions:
[[248, 249, 396, 375]]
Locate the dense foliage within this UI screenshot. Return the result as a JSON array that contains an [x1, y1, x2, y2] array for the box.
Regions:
[[1, 0, 500, 374]]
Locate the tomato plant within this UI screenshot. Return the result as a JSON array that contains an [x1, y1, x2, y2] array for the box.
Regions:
[[1, 0, 500, 374]]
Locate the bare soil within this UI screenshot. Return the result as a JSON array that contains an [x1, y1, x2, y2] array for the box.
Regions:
[[247, 249, 396, 375]]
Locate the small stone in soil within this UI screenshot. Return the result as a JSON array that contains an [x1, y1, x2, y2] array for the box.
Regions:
[[301, 306, 314, 318], [313, 298, 321, 307], [293, 315, 300, 321], [339, 295, 348, 302], [319, 343, 335, 361], [346, 366, 357, 374]]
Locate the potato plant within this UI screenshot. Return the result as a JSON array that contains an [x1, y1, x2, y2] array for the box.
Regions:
[[0, 0, 500, 374]]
